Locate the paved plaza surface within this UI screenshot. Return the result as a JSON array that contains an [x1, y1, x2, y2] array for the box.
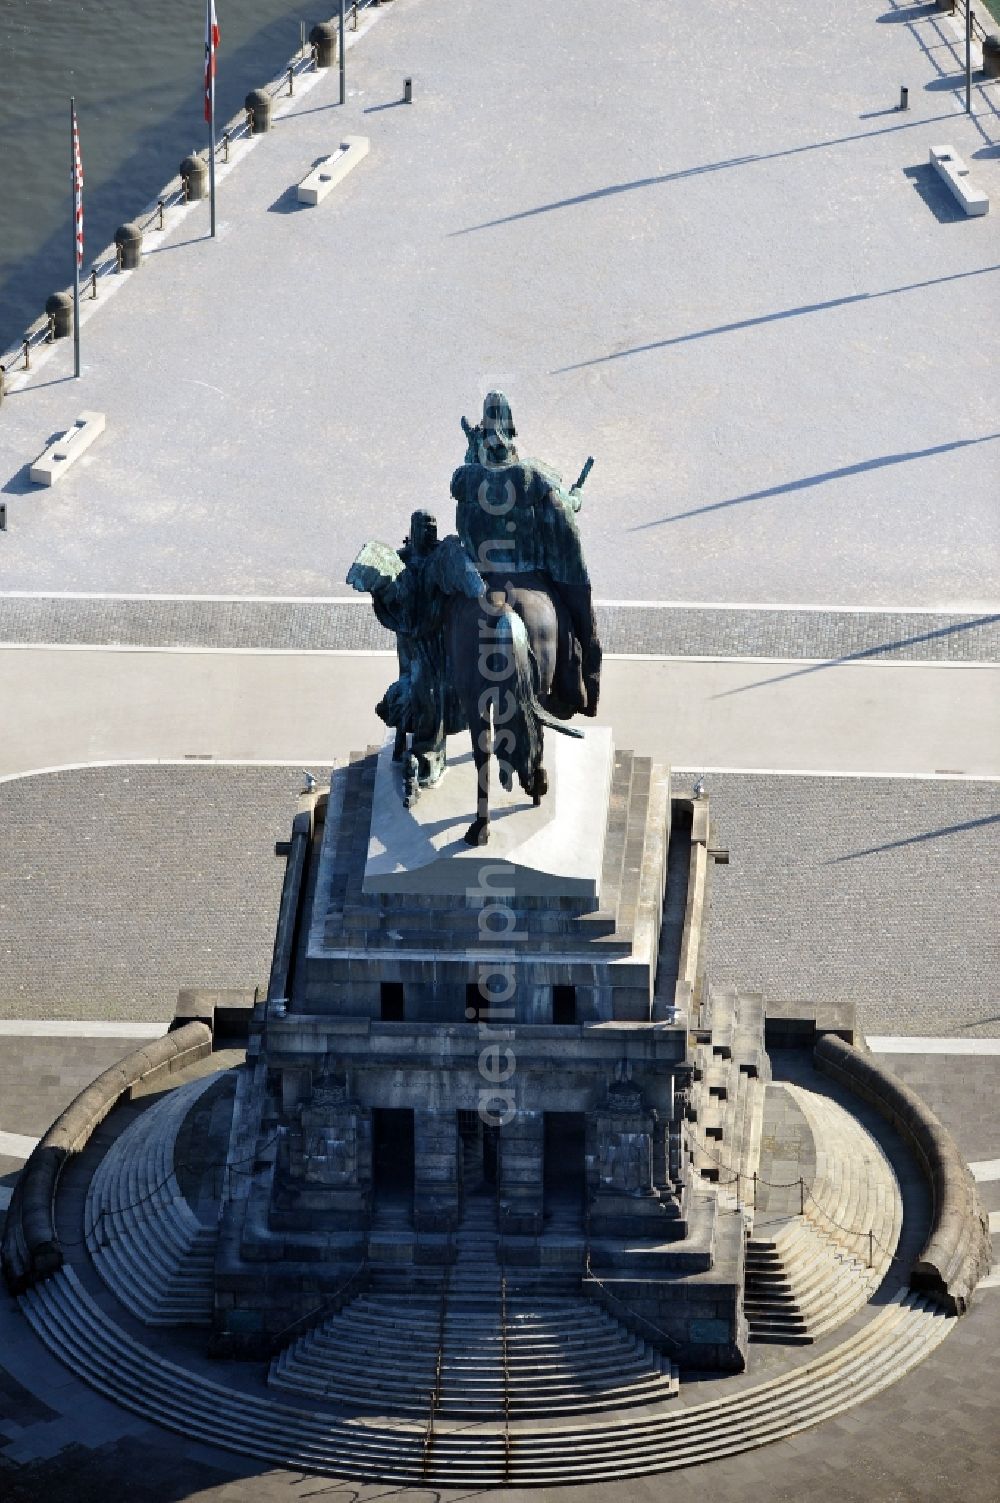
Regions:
[[0, 0, 997, 602], [1, 0, 998, 1496], [0, 647, 997, 780], [0, 762, 995, 1031]]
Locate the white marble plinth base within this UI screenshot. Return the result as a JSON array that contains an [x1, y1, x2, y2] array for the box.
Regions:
[[363, 728, 613, 900]]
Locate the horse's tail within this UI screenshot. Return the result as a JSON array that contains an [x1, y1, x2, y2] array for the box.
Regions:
[[491, 607, 582, 792]]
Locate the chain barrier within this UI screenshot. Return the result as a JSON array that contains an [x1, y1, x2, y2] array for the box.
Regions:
[[269, 1255, 369, 1349], [65, 1122, 281, 1250], [583, 1253, 684, 1353], [689, 1124, 906, 1269]]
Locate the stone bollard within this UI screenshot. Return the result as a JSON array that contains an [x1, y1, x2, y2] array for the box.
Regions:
[[180, 153, 209, 201], [45, 291, 73, 339], [114, 222, 143, 271], [245, 87, 272, 134], [984, 34, 1000, 78], [309, 21, 338, 67]]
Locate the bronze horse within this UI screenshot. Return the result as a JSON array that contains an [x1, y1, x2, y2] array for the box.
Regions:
[[445, 572, 582, 847]]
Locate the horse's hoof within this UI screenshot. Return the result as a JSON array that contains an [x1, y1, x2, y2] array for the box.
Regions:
[[532, 767, 549, 806], [464, 818, 489, 846]]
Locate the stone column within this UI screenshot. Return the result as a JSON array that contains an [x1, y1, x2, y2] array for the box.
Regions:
[[413, 1109, 460, 1232]]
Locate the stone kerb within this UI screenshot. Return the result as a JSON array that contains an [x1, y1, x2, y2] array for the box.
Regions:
[[814, 1034, 992, 1315], [1, 1020, 212, 1294]]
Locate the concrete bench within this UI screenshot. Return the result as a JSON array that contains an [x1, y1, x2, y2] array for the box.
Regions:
[[30, 410, 106, 486], [929, 145, 989, 217], [298, 136, 370, 206]]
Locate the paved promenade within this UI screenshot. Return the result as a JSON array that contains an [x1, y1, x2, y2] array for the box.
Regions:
[[0, 0, 997, 603], [0, 647, 997, 780]]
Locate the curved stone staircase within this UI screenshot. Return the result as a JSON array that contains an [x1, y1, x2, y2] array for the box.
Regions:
[[746, 1082, 903, 1344], [20, 1266, 953, 1484], [270, 1289, 679, 1417], [85, 1076, 218, 1326]]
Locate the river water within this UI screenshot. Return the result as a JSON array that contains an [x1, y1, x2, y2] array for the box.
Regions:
[[0, 0, 321, 356]]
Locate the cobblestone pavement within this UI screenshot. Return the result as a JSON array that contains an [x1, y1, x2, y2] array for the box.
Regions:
[[702, 773, 1000, 1037], [1, 597, 998, 661], [0, 0, 996, 602], [0, 766, 328, 1022], [0, 765, 995, 1033]]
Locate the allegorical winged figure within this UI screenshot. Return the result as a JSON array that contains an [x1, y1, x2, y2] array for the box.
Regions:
[[348, 396, 602, 844]]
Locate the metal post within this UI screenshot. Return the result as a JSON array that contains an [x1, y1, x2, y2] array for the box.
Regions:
[[799, 1177, 804, 1215], [869, 1229, 874, 1268], [339, 0, 346, 105], [752, 1171, 757, 1209], [208, 27, 217, 234], [300, 18, 306, 55], [966, 0, 973, 113], [899, 85, 908, 111], [90, 267, 97, 299], [23, 337, 30, 371], [71, 98, 81, 378], [288, 64, 294, 96]]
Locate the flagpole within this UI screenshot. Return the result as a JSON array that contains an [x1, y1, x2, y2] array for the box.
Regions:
[[71, 97, 81, 378], [208, 17, 217, 236]]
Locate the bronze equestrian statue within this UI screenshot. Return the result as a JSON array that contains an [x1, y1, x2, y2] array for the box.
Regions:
[[347, 394, 602, 845]]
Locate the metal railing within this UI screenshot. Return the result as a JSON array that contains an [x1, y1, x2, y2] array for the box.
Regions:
[[943, 0, 990, 48], [500, 1272, 512, 1482], [421, 1265, 451, 1478], [0, 1, 386, 385]]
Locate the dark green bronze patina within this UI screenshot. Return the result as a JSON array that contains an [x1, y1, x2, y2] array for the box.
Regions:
[[347, 395, 602, 842]]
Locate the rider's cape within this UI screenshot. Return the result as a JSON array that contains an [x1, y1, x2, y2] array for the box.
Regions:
[[450, 458, 602, 716], [449, 460, 589, 588]]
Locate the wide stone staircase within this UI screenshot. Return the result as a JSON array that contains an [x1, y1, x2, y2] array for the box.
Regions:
[[271, 1178, 677, 1419], [745, 1080, 903, 1344], [84, 1075, 219, 1326], [20, 1266, 953, 1484]]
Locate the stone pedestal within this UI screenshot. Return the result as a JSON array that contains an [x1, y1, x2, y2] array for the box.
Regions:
[[211, 737, 758, 1374], [365, 729, 613, 900]]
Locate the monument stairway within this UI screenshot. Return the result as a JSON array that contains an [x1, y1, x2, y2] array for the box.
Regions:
[[84, 1076, 219, 1327], [745, 1082, 903, 1344], [20, 1265, 953, 1484], [269, 1286, 680, 1418], [272, 1173, 673, 1419]]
